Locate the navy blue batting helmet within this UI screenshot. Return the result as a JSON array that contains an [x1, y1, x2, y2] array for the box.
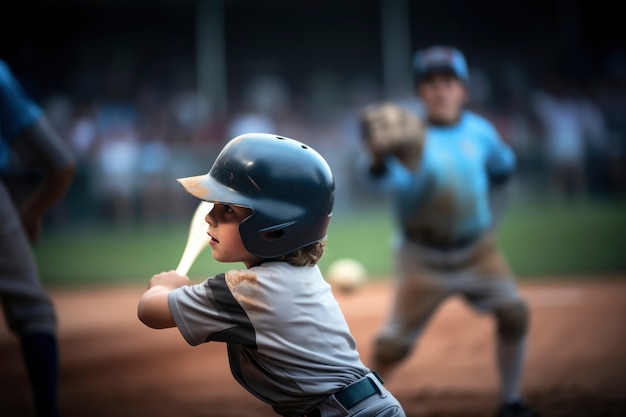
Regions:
[[177, 133, 335, 258], [413, 45, 469, 85]]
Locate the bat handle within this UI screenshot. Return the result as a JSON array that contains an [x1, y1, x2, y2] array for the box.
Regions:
[[175, 201, 213, 276], [175, 240, 208, 276], [175, 258, 193, 276]]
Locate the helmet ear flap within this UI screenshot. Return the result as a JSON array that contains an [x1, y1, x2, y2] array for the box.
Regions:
[[257, 221, 296, 242], [262, 230, 284, 241]]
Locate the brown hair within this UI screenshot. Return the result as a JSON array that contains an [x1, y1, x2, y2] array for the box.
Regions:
[[276, 240, 326, 267]]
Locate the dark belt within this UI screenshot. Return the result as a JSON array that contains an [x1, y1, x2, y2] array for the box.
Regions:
[[404, 229, 480, 250], [304, 372, 384, 417]]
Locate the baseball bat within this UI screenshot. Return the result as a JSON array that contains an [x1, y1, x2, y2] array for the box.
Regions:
[[175, 201, 214, 275]]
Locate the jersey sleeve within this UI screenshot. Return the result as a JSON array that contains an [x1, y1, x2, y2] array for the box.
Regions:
[[354, 151, 431, 193], [483, 120, 516, 184], [168, 273, 256, 347], [0, 60, 44, 172], [0, 60, 42, 142]]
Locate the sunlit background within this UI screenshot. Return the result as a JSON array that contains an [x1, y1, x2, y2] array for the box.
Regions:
[[1, 0, 624, 283]]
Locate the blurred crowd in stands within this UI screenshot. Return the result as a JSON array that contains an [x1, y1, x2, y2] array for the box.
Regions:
[[27, 53, 626, 228]]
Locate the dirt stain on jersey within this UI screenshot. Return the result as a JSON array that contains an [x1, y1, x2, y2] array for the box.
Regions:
[[404, 188, 458, 245], [432, 188, 456, 216], [225, 270, 269, 313]]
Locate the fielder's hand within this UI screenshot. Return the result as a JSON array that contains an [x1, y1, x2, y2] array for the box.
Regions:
[[359, 102, 425, 170]]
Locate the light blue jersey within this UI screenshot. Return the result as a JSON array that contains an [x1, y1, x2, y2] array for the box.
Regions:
[[365, 110, 515, 247]]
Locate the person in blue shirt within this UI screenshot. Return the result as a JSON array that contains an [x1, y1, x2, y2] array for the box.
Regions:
[[0, 58, 74, 417], [359, 46, 537, 417]]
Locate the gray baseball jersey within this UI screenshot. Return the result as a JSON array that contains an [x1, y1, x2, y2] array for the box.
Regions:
[[168, 261, 370, 416]]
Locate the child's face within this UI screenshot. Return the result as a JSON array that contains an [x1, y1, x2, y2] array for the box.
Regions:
[[417, 73, 467, 125], [205, 203, 261, 268]]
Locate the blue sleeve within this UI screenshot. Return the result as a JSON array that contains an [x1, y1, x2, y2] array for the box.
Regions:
[[484, 122, 516, 185], [354, 153, 426, 193], [0, 60, 43, 142], [0, 60, 44, 173]]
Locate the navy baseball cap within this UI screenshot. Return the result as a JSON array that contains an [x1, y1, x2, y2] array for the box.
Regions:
[[413, 46, 469, 85]]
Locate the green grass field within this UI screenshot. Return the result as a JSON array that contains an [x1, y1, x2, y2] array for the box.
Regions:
[[34, 197, 626, 287]]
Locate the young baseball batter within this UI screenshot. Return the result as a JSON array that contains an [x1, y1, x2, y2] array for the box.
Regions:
[[357, 46, 538, 417], [138, 133, 406, 417], [0, 59, 75, 417]]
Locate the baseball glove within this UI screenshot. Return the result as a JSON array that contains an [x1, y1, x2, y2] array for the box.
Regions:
[[359, 102, 425, 170]]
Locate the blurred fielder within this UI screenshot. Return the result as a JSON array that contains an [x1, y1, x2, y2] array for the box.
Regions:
[[357, 46, 537, 417], [0, 59, 75, 417]]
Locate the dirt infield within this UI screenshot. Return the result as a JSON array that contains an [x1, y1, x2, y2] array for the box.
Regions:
[[1, 277, 625, 417]]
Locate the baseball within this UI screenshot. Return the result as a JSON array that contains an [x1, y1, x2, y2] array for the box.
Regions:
[[326, 258, 367, 293]]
